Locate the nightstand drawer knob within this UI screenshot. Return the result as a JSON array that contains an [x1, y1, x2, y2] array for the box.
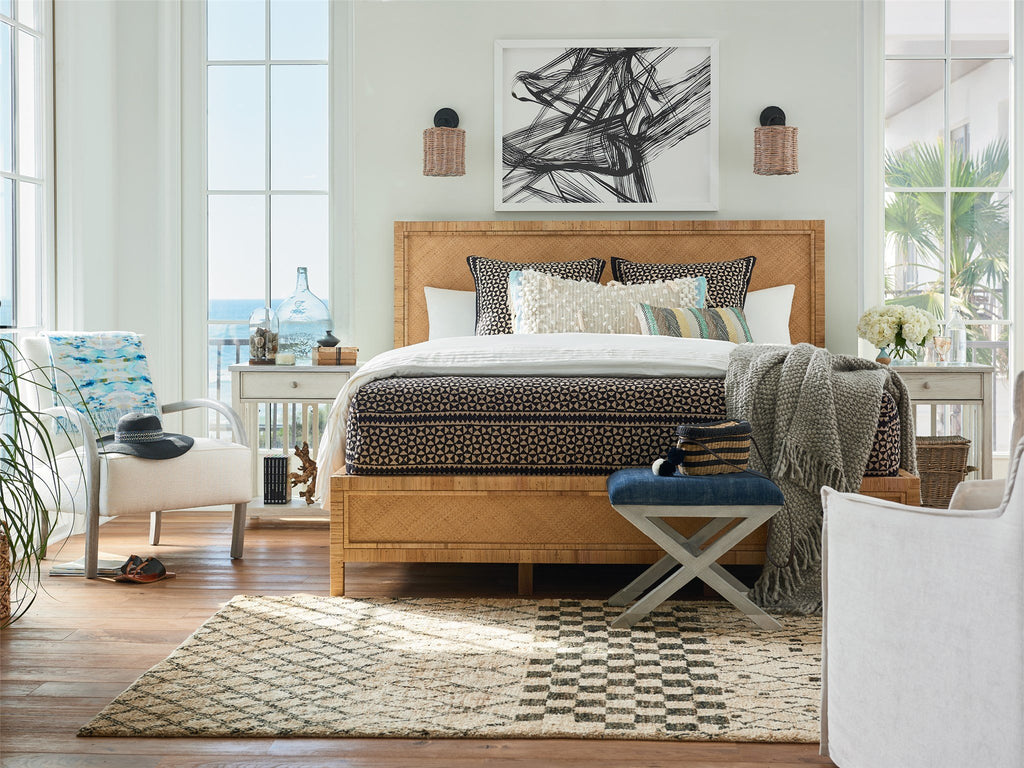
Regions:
[[290, 381, 299, 389], [922, 381, 931, 390]]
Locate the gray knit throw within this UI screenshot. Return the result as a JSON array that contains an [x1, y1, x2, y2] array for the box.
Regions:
[[725, 343, 917, 615]]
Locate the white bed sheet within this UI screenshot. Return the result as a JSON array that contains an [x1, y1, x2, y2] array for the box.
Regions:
[[314, 333, 736, 507]]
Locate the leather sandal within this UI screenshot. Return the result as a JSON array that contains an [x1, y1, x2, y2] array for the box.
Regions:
[[114, 554, 175, 583]]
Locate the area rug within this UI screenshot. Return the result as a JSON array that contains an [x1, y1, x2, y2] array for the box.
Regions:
[[79, 595, 821, 741]]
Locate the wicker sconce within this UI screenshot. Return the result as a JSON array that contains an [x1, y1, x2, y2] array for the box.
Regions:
[[423, 108, 465, 177], [753, 106, 798, 175]]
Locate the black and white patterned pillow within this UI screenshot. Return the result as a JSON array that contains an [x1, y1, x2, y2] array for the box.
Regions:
[[610, 255, 756, 308], [467, 255, 605, 335]]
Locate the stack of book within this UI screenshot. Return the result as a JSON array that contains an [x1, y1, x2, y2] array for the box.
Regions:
[[264, 455, 291, 504], [314, 346, 358, 366]]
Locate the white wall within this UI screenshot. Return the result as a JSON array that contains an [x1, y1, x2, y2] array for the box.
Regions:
[[351, 0, 864, 358], [55, 0, 865, 403]]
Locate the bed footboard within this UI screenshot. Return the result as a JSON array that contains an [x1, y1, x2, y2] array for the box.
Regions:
[[329, 471, 920, 596]]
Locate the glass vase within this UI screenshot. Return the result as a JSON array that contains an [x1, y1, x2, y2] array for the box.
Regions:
[[889, 339, 920, 366], [248, 306, 279, 365], [277, 267, 332, 366]]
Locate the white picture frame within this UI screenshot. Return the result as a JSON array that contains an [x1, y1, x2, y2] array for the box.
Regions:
[[494, 39, 719, 212]]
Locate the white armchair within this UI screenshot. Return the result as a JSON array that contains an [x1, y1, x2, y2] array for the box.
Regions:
[[22, 336, 253, 578], [820, 438, 1024, 767]]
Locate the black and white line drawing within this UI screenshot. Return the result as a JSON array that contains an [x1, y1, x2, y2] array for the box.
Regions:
[[496, 40, 718, 211]]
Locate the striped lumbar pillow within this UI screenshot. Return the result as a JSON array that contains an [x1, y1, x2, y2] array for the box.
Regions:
[[636, 304, 753, 343]]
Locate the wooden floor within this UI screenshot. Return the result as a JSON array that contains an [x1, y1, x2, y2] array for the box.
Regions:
[[0, 511, 836, 768]]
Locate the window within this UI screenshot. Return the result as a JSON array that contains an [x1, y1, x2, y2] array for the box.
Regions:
[[0, 0, 49, 331], [204, 0, 329, 437], [882, 0, 1014, 453]]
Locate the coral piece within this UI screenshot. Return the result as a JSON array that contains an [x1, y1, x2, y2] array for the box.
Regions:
[[289, 441, 318, 505]]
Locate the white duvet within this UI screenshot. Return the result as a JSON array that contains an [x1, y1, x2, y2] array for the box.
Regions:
[[315, 333, 736, 507]]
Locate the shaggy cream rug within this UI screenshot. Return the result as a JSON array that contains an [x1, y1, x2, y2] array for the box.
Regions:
[[79, 595, 821, 741]]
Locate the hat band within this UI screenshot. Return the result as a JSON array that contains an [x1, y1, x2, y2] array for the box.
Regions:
[[115, 428, 166, 443]]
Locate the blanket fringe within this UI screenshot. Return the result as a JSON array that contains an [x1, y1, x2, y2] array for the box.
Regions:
[[750, 517, 822, 614], [776, 440, 848, 494]]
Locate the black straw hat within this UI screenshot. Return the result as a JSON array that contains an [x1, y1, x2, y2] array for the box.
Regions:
[[98, 412, 194, 460]]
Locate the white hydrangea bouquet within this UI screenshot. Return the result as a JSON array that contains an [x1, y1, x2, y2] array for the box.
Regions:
[[857, 304, 940, 362]]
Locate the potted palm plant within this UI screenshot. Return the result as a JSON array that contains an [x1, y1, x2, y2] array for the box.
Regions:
[[1, 337, 84, 627]]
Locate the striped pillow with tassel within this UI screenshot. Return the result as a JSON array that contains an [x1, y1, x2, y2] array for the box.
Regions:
[[636, 304, 753, 343]]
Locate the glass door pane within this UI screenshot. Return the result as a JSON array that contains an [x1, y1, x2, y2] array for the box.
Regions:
[[16, 29, 38, 177], [269, 64, 327, 190], [886, 0, 945, 55], [885, 59, 945, 181], [951, 0, 1010, 56], [949, 59, 1009, 184], [0, 22, 12, 174], [208, 65, 265, 191], [208, 194, 265, 321], [16, 179, 37, 327], [270, 0, 328, 60], [884, 190, 946, 314], [0, 177, 12, 327], [207, 0, 265, 61], [950, 191, 1009, 321], [270, 194, 328, 306]]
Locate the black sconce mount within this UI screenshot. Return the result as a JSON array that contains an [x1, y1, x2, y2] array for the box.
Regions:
[[759, 106, 787, 127], [433, 108, 460, 128]]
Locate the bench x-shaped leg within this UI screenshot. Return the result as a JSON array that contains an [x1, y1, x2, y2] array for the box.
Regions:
[[609, 505, 782, 631]]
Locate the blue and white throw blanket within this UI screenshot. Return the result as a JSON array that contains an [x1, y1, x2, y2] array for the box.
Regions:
[[44, 332, 160, 436]]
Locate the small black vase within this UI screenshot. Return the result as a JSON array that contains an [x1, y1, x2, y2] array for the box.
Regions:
[[317, 330, 340, 348]]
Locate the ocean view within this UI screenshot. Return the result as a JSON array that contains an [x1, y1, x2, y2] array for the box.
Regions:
[[207, 299, 270, 402]]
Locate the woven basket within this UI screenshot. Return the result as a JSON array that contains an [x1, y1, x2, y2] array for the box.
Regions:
[[917, 435, 972, 508], [754, 125, 799, 175], [675, 420, 752, 475], [423, 127, 466, 177], [1, 531, 10, 625]]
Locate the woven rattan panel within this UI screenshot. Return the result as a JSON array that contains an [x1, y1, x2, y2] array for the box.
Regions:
[[394, 220, 824, 347], [343, 490, 767, 550]]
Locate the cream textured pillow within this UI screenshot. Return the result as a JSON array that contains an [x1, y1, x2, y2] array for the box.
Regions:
[[509, 270, 707, 335]]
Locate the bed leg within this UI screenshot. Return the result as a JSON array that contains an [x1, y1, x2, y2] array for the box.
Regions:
[[331, 563, 345, 596], [517, 563, 534, 596]]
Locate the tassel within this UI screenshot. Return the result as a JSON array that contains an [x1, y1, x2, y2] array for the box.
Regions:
[[652, 458, 676, 477]]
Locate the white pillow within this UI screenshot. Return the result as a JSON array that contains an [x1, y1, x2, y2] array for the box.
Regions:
[[509, 270, 707, 335], [424, 287, 477, 340], [743, 284, 795, 344]]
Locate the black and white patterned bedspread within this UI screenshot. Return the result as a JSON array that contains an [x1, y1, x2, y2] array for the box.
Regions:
[[345, 376, 902, 477]]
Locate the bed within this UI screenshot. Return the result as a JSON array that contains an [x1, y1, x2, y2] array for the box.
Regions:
[[326, 220, 920, 596]]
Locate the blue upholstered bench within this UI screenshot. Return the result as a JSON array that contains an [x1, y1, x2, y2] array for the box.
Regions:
[[606, 468, 784, 630]]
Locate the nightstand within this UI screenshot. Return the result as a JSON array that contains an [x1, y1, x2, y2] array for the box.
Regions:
[[229, 363, 358, 515], [894, 364, 994, 479]]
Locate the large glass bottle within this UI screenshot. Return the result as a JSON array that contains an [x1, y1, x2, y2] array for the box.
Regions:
[[276, 267, 332, 366]]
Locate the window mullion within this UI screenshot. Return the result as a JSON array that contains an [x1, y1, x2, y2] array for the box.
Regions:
[[7, 14, 17, 329], [943, 0, 952, 325], [264, 0, 271, 310]]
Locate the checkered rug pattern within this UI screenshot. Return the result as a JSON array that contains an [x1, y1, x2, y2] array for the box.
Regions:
[[79, 595, 820, 741]]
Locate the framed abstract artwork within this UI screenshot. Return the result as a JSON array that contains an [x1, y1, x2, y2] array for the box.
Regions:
[[495, 39, 719, 212]]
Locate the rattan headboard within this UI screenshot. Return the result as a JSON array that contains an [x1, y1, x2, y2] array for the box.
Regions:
[[394, 220, 825, 347]]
